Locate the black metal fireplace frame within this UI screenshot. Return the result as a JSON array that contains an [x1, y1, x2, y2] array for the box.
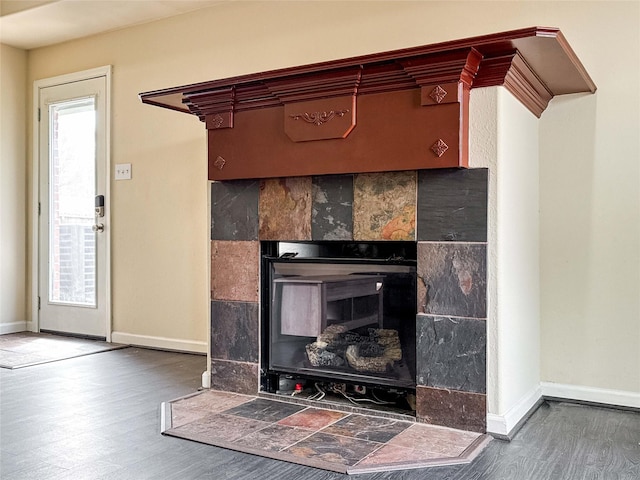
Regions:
[[260, 241, 418, 397]]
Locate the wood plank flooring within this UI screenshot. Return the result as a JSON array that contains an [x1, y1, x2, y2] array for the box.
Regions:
[[1, 346, 638, 479]]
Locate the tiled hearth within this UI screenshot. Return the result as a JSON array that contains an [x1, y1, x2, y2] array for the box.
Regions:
[[163, 390, 491, 474], [210, 168, 488, 433]]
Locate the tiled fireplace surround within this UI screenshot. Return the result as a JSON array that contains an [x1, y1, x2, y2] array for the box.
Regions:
[[210, 168, 488, 433]]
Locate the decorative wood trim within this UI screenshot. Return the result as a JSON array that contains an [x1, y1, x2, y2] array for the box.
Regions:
[[266, 67, 362, 103], [431, 139, 449, 157], [289, 110, 349, 125], [283, 96, 356, 142], [138, 27, 596, 179], [503, 54, 553, 118], [429, 85, 448, 104], [207, 89, 462, 180], [184, 87, 235, 128], [357, 63, 416, 95], [235, 83, 280, 112], [473, 53, 516, 88], [399, 48, 482, 89], [140, 27, 595, 114], [421, 82, 462, 106], [549, 30, 598, 94], [475, 53, 552, 117], [209, 114, 225, 128], [213, 156, 226, 170]]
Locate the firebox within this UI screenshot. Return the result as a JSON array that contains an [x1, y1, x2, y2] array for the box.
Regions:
[[261, 241, 417, 410]]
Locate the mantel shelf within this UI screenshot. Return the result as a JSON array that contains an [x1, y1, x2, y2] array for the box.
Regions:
[[140, 27, 595, 116], [139, 27, 595, 181]]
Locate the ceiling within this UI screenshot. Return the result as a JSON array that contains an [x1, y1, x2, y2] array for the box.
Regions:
[[0, 0, 227, 50]]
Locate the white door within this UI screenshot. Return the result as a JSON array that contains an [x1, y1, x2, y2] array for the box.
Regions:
[[38, 72, 109, 338]]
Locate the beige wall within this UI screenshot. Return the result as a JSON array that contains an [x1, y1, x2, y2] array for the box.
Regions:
[[24, 1, 639, 396], [1, 44, 28, 333]]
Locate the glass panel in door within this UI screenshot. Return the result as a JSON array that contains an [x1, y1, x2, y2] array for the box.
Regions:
[[48, 97, 97, 307]]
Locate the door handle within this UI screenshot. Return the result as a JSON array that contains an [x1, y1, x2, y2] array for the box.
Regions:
[[92, 223, 104, 233]]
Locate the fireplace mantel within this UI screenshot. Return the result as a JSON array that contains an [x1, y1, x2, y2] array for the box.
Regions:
[[140, 27, 595, 181], [140, 27, 595, 434]]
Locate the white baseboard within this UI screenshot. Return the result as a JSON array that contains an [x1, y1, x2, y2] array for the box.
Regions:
[[487, 385, 543, 438], [0, 321, 28, 335], [541, 382, 640, 409], [110, 331, 207, 354], [487, 382, 639, 439], [26, 321, 36, 332]]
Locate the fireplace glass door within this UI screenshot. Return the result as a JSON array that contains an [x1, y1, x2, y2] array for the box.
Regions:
[[265, 242, 416, 390]]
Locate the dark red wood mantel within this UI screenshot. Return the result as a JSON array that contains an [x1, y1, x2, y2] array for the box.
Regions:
[[139, 27, 595, 181]]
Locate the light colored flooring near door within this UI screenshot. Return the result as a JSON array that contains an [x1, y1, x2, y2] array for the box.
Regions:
[[0, 332, 125, 369], [1, 346, 638, 479]]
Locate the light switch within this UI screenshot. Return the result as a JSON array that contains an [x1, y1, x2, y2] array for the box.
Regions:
[[115, 163, 132, 180]]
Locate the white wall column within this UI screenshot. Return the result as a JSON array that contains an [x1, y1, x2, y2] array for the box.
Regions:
[[470, 87, 542, 437]]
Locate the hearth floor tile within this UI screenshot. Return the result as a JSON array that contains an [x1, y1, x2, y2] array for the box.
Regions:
[[321, 413, 412, 443], [221, 397, 306, 422], [170, 390, 253, 428], [351, 423, 485, 473], [234, 424, 313, 452], [162, 390, 491, 474], [278, 407, 347, 430], [170, 412, 271, 444], [387, 422, 481, 456], [282, 431, 381, 467], [357, 443, 444, 466]]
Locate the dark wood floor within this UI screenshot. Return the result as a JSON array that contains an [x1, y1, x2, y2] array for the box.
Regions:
[[1, 347, 638, 479]]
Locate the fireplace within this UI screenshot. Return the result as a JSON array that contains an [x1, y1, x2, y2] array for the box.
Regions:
[[261, 241, 417, 410], [140, 27, 596, 434]]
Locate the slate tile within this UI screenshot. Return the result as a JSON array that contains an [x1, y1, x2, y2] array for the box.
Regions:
[[171, 390, 252, 428], [356, 443, 444, 466], [278, 408, 347, 430], [417, 242, 486, 318], [387, 421, 480, 455], [259, 177, 312, 240], [322, 414, 412, 443], [222, 398, 305, 422], [356, 419, 481, 468], [312, 174, 354, 240], [211, 180, 259, 241], [210, 359, 259, 395], [233, 424, 312, 452], [417, 168, 488, 242], [353, 171, 416, 241], [416, 314, 486, 393], [170, 413, 270, 443], [211, 241, 259, 302], [416, 385, 486, 433], [211, 301, 259, 363], [283, 432, 381, 466]]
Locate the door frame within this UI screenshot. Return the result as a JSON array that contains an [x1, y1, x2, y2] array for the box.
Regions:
[[31, 65, 112, 340]]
